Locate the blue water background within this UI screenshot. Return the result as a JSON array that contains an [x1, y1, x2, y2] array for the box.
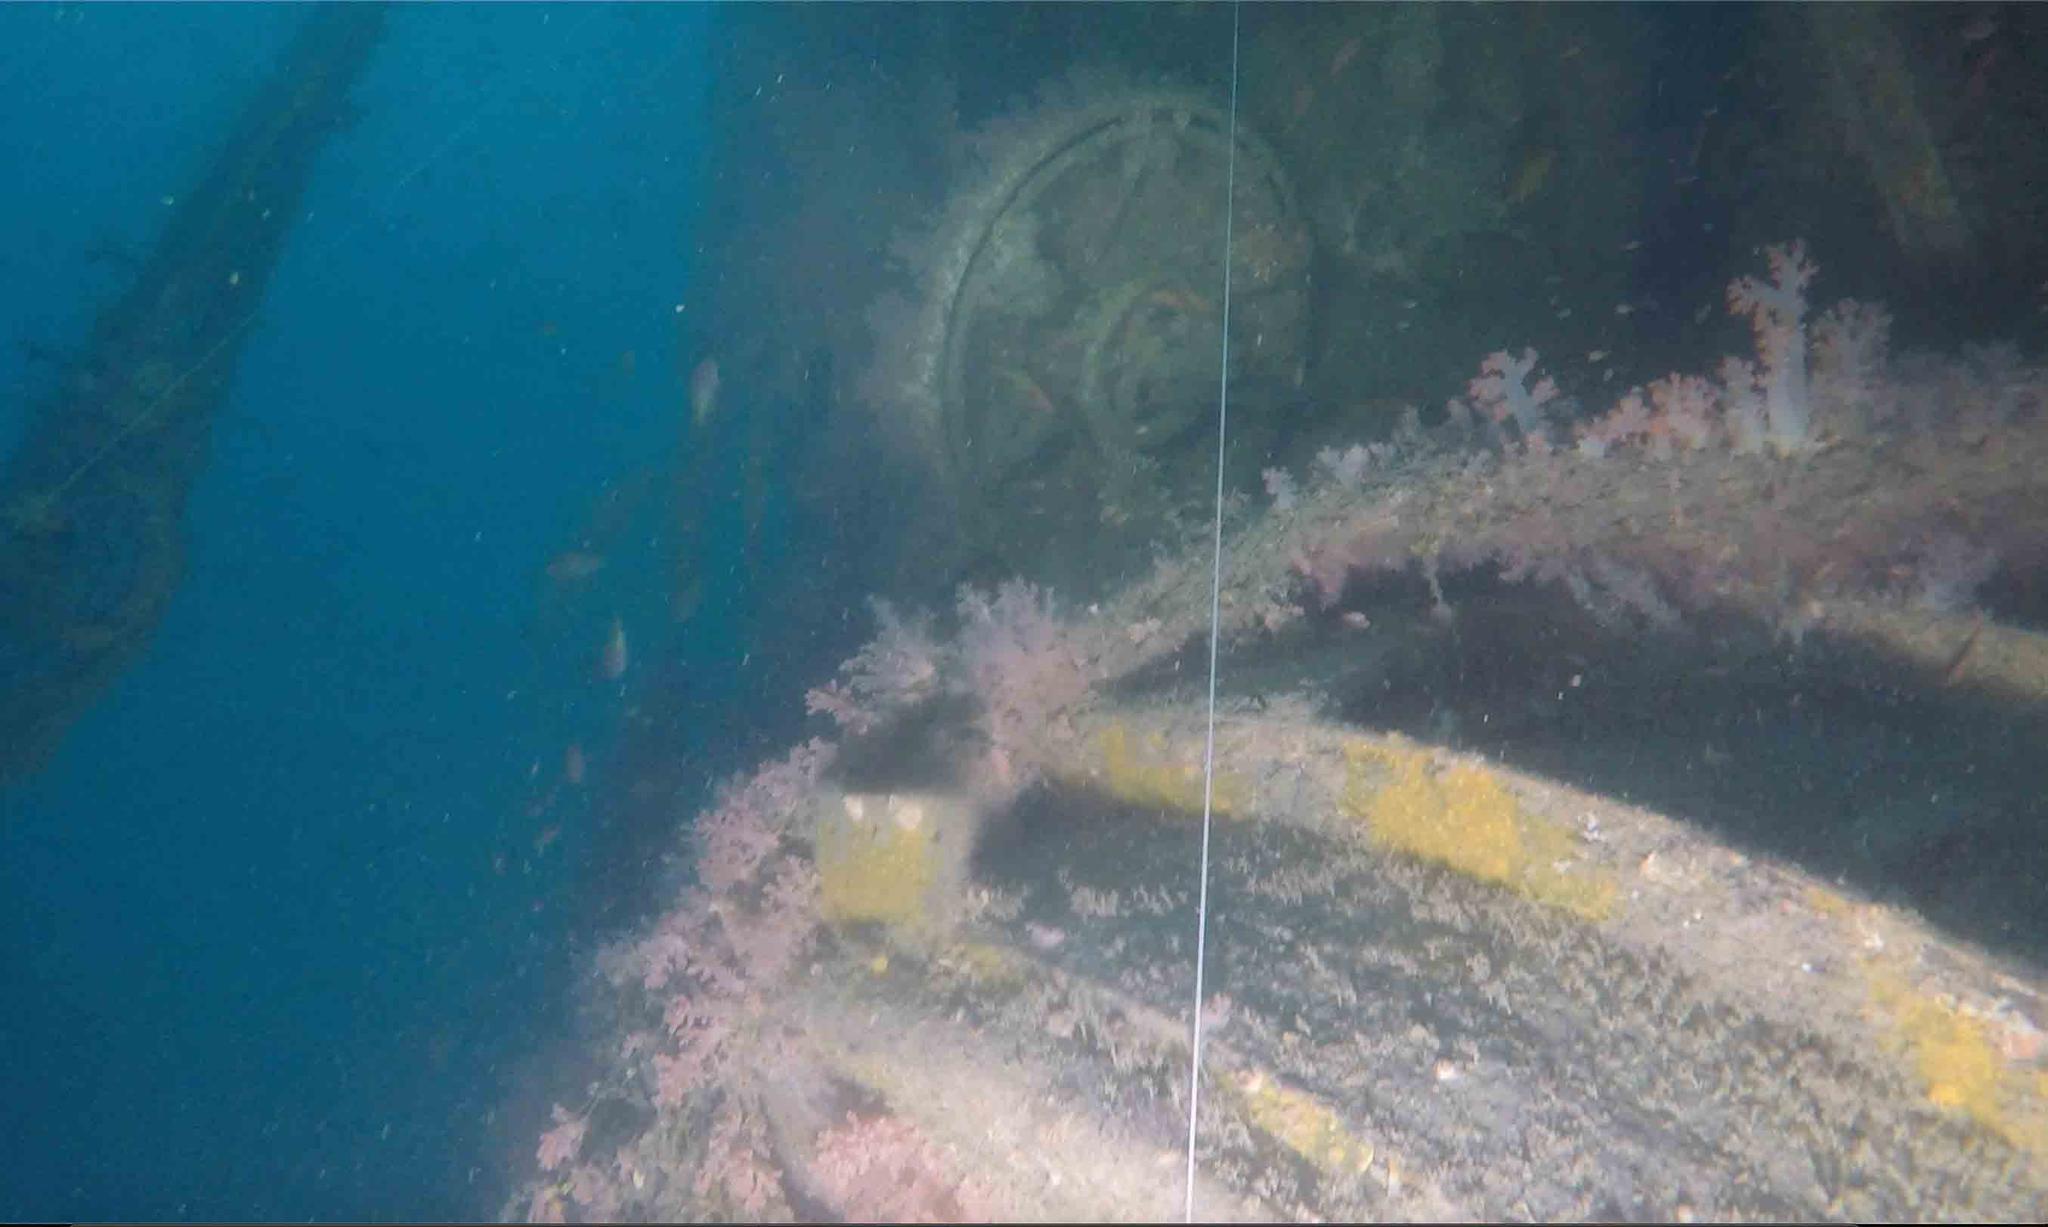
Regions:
[[0, 6, 728, 1219]]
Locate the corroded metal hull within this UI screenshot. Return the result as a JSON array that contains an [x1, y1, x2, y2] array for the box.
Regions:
[[0, 5, 387, 784]]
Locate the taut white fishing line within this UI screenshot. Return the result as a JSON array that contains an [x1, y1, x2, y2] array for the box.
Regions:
[[1181, 3, 1241, 1220]]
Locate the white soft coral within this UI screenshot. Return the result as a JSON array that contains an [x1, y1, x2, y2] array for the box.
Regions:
[[1726, 240, 1817, 454], [1468, 347, 1560, 448]]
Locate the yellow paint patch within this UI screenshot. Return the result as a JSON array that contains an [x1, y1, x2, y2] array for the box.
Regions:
[[1234, 1070, 1374, 1177], [1803, 883, 1853, 917], [1091, 722, 1249, 816], [1341, 739, 1615, 921], [816, 800, 939, 930], [937, 940, 1028, 989], [1869, 970, 2048, 1160]]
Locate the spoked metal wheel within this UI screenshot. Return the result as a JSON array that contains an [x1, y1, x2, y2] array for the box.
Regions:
[[867, 78, 1311, 568]]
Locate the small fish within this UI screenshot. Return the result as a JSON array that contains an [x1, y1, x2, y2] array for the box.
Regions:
[[545, 551, 606, 583], [1506, 148, 1555, 205], [999, 366, 1058, 416], [1329, 36, 1362, 78], [1942, 619, 1984, 686], [1146, 288, 1215, 316], [689, 357, 720, 425], [601, 616, 629, 680], [1965, 44, 2001, 103], [534, 825, 561, 853], [1024, 921, 1067, 951], [564, 743, 586, 785]]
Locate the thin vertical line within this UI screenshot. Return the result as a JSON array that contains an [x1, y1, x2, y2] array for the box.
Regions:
[[1182, 2, 1240, 1220]]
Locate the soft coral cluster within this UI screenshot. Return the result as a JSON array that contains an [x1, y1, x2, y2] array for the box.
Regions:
[[802, 577, 1101, 801], [540, 577, 1104, 1215], [1724, 239, 1817, 453], [692, 737, 834, 894], [811, 1110, 995, 1223], [1467, 346, 1561, 449], [592, 738, 835, 1123], [692, 1098, 781, 1217], [540, 839, 824, 1216], [1264, 238, 2041, 647], [953, 579, 1096, 799], [803, 599, 941, 735], [1570, 242, 1837, 460], [535, 1104, 588, 1172]]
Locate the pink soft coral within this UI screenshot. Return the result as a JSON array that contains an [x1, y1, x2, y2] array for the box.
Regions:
[[954, 580, 1094, 797], [536, 1104, 587, 1172], [694, 738, 834, 893], [812, 1111, 994, 1223], [805, 600, 942, 734]]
